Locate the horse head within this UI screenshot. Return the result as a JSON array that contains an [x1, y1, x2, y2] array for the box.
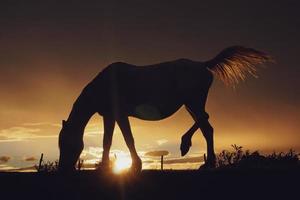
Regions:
[[58, 120, 83, 172]]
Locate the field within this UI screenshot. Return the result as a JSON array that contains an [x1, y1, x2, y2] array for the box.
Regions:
[[1, 168, 299, 200]]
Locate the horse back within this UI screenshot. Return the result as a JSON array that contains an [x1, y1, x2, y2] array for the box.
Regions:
[[81, 60, 213, 119]]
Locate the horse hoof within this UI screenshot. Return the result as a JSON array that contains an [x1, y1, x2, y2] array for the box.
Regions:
[[130, 158, 142, 173], [180, 135, 192, 156], [96, 162, 112, 173], [57, 166, 76, 175], [198, 162, 216, 170]]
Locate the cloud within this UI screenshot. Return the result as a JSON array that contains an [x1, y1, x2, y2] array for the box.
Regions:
[[0, 156, 11, 163], [0, 164, 17, 171], [0, 164, 36, 172], [24, 156, 37, 162], [0, 124, 59, 142], [85, 123, 104, 136], [0, 126, 40, 142], [141, 156, 204, 170], [22, 122, 58, 127], [16, 166, 36, 172], [2, 127, 40, 134], [81, 147, 103, 159], [22, 122, 62, 134], [0, 136, 9, 140], [164, 156, 204, 164], [142, 160, 154, 164], [157, 139, 168, 146], [145, 150, 169, 157]]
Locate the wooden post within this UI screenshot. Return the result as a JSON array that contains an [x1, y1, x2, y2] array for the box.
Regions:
[[38, 153, 44, 172], [77, 159, 84, 171], [77, 159, 80, 171], [161, 155, 164, 170]]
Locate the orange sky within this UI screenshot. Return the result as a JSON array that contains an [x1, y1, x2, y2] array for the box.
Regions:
[[0, 1, 299, 170]]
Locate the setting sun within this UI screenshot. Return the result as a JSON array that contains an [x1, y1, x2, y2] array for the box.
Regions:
[[112, 155, 132, 174]]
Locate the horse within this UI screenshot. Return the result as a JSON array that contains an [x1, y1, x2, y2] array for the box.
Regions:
[[58, 46, 272, 172]]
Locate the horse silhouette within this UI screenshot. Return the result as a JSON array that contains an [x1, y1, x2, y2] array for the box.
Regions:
[[58, 46, 272, 172]]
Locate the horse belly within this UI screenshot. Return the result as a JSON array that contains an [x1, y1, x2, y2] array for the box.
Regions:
[[130, 102, 182, 120], [128, 87, 183, 120]]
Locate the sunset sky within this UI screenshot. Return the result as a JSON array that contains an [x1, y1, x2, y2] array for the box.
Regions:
[[0, 1, 299, 171]]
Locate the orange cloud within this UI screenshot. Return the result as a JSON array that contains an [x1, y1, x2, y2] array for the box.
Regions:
[[0, 156, 11, 163], [145, 150, 169, 157], [24, 156, 37, 162]]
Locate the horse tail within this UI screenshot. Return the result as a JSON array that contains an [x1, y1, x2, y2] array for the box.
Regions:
[[205, 46, 274, 86]]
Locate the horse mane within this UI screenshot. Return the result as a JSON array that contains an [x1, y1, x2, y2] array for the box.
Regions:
[[205, 46, 274, 86]]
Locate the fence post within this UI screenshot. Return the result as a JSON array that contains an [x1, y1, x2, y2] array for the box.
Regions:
[[161, 155, 164, 170], [38, 153, 44, 172], [77, 159, 84, 171]]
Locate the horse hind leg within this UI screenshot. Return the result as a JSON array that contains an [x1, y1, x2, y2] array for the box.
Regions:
[[185, 103, 216, 169], [116, 116, 142, 172], [181, 91, 208, 156], [180, 107, 210, 157], [180, 122, 198, 156]]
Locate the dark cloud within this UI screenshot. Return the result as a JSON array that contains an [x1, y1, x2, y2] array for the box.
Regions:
[[142, 160, 154, 164], [145, 151, 169, 157], [0, 136, 9, 140], [24, 156, 37, 162], [0, 156, 11, 163], [164, 156, 204, 164]]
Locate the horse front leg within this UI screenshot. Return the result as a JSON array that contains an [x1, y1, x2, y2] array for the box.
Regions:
[[100, 115, 115, 169], [116, 116, 142, 172]]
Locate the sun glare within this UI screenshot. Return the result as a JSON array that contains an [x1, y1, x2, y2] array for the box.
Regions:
[[112, 155, 132, 174]]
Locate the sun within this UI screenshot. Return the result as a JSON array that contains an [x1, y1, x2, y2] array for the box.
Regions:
[[112, 154, 132, 174]]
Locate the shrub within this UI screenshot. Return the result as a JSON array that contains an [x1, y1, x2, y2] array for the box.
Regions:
[[35, 160, 59, 173], [216, 145, 299, 169]]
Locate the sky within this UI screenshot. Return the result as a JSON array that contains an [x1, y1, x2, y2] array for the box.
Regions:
[[0, 1, 299, 171]]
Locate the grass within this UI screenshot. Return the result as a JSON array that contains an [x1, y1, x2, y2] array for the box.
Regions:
[[216, 144, 299, 170], [1, 168, 299, 200], [35, 160, 59, 173], [12, 146, 296, 199], [35, 145, 300, 173]]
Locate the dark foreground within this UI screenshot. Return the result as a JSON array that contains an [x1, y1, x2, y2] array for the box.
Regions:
[[1, 169, 300, 200]]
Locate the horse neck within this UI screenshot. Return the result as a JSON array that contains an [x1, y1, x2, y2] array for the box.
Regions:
[[66, 102, 95, 133]]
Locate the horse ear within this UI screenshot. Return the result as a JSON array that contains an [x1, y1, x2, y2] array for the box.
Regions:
[[62, 120, 66, 127]]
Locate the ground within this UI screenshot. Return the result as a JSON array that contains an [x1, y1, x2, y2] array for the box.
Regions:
[[1, 169, 299, 200]]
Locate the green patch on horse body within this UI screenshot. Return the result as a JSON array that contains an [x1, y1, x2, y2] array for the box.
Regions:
[[134, 104, 163, 120], [133, 103, 182, 120]]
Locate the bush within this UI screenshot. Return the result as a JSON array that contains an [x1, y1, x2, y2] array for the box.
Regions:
[[35, 160, 59, 173], [216, 145, 299, 169]]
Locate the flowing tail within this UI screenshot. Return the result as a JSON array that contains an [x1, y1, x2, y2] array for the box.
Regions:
[[205, 46, 274, 86]]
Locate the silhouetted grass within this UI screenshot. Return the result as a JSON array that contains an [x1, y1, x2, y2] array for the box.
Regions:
[[216, 144, 299, 170], [33, 145, 299, 173], [1, 147, 300, 199], [35, 160, 58, 173]]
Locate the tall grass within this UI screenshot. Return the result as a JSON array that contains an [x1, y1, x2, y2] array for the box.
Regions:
[[217, 144, 299, 169]]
